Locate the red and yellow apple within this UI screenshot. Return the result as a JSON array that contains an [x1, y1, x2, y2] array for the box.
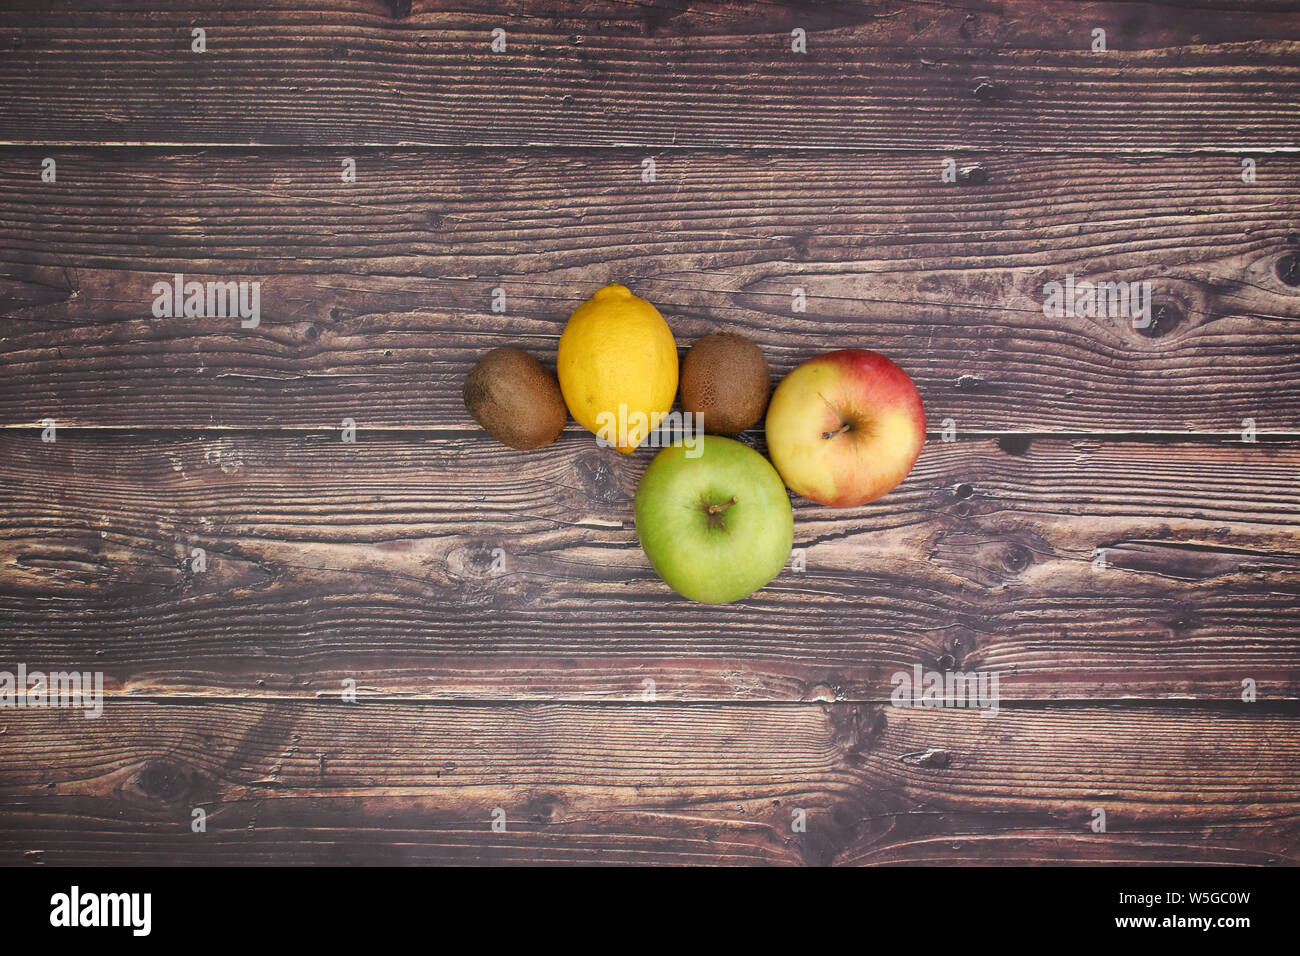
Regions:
[[765, 349, 925, 507]]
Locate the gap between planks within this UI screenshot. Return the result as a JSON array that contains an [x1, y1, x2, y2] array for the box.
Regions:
[[83, 696, 1300, 708], [4, 426, 1300, 439], [7, 144, 1300, 154]]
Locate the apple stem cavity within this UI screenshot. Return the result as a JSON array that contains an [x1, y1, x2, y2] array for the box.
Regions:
[[701, 494, 738, 529], [822, 421, 853, 440]]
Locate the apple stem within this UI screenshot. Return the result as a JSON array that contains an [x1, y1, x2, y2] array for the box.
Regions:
[[822, 421, 852, 440], [707, 496, 737, 515]]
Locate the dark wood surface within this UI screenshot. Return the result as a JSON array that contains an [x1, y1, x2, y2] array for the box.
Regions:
[[3, 700, 1296, 865], [1, 0, 1298, 866], [3, 431, 1298, 700], [3, 149, 1299, 431], [2, 0, 1299, 148]]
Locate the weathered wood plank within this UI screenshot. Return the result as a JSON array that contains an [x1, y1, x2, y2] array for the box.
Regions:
[[0, 699, 1294, 865], [3, 149, 1299, 431], [1, 1, 1298, 148], [2, 429, 1296, 700]]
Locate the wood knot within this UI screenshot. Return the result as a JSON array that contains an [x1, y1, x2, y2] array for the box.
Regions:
[[642, 6, 669, 36], [953, 483, 974, 499], [462, 542, 503, 575], [788, 231, 813, 261], [519, 789, 567, 824], [1276, 252, 1300, 287], [804, 682, 838, 702], [899, 749, 951, 768], [136, 759, 192, 802], [827, 703, 887, 760], [997, 434, 1031, 456], [958, 165, 988, 185], [1002, 543, 1032, 573], [1136, 299, 1185, 339], [575, 453, 625, 504], [972, 80, 1000, 101]]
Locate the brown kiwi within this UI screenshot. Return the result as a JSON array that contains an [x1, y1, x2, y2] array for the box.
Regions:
[[679, 332, 771, 435], [463, 348, 567, 450]]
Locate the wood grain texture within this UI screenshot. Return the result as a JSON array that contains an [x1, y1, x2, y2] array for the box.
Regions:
[[3, 0, 1299, 869], [1, 699, 1294, 866], [1, 1, 1299, 148], [3, 149, 1299, 431], [3, 429, 1296, 700]]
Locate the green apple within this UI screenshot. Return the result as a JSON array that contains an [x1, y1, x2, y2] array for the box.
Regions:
[[634, 435, 793, 603]]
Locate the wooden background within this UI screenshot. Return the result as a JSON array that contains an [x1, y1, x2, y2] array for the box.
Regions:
[[1, 0, 1298, 865]]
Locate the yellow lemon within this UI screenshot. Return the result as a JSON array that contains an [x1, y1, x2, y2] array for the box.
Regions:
[[557, 284, 678, 454]]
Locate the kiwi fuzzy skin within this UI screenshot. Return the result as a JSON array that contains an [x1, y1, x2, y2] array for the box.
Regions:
[[680, 332, 771, 435], [463, 348, 568, 450]]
